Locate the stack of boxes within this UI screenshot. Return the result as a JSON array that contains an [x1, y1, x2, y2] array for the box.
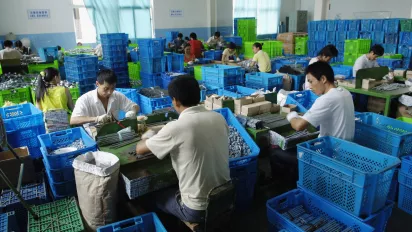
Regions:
[[344, 39, 371, 66], [245, 72, 283, 91], [234, 18, 257, 42], [137, 38, 165, 88], [101, 33, 130, 88], [399, 19, 412, 69], [277, 32, 307, 55], [64, 54, 98, 94]]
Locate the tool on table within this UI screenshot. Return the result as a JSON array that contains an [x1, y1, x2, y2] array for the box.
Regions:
[[97, 127, 139, 147], [111, 112, 126, 128]]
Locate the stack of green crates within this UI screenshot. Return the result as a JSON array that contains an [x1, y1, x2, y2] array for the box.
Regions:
[[401, 19, 412, 32], [0, 87, 31, 107], [243, 41, 283, 58], [344, 39, 371, 65], [128, 62, 141, 87], [295, 36, 308, 55], [237, 18, 257, 42], [194, 66, 202, 81], [383, 54, 403, 59], [28, 60, 59, 74]]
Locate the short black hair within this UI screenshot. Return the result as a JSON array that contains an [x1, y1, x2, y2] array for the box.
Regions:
[[228, 42, 236, 49], [253, 42, 262, 50], [318, 44, 338, 58], [15, 40, 23, 48], [57, 45, 61, 51], [4, 40, 12, 48], [190, 33, 197, 40], [305, 61, 335, 83], [370, 44, 384, 56], [177, 33, 183, 38], [214, 31, 221, 37], [97, 69, 117, 85], [168, 75, 200, 107]]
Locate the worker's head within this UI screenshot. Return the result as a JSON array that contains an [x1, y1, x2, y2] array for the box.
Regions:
[[305, 62, 335, 96], [15, 40, 23, 49], [214, 31, 221, 39], [367, 44, 384, 61], [177, 33, 183, 40], [184, 44, 191, 55], [190, 33, 197, 40], [228, 42, 236, 52], [168, 76, 200, 113], [57, 46, 61, 51], [252, 42, 262, 54], [96, 69, 117, 99], [77, 42, 83, 46], [35, 68, 60, 103], [3, 40, 13, 48], [318, 45, 338, 63]]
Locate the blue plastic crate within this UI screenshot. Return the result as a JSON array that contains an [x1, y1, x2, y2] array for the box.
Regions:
[[102, 44, 127, 52], [400, 32, 412, 45], [38, 47, 58, 62], [165, 31, 179, 43], [377, 58, 403, 69], [384, 19, 400, 33], [137, 39, 164, 58], [288, 74, 305, 91], [372, 31, 385, 44], [64, 54, 98, 66], [382, 44, 398, 54], [97, 213, 167, 232], [102, 55, 128, 63], [46, 173, 76, 199], [101, 33, 128, 41], [79, 84, 96, 95], [336, 55, 344, 62], [230, 161, 257, 210], [0, 181, 48, 212], [0, 103, 43, 132], [298, 136, 401, 217], [214, 108, 260, 168], [388, 169, 399, 202], [348, 20, 361, 31], [0, 212, 19, 232], [327, 20, 337, 31], [335, 31, 347, 42], [346, 31, 359, 39], [102, 50, 127, 59], [398, 171, 412, 214], [141, 72, 162, 88], [308, 21, 317, 31], [337, 20, 348, 31], [218, 85, 256, 98], [199, 86, 219, 102], [361, 19, 373, 31], [224, 36, 242, 46], [138, 89, 172, 115], [130, 50, 139, 62], [317, 20, 327, 31], [335, 41, 345, 53], [315, 42, 326, 52], [65, 69, 97, 80], [202, 65, 243, 87], [7, 125, 45, 158], [161, 72, 186, 89], [116, 88, 138, 103], [326, 31, 336, 41], [332, 65, 353, 79], [64, 62, 97, 74], [139, 57, 166, 74], [315, 31, 326, 41], [204, 50, 223, 61], [308, 31, 316, 40], [285, 90, 318, 113], [38, 127, 98, 169], [372, 19, 385, 31], [359, 31, 372, 40], [67, 77, 96, 86], [166, 53, 184, 72], [196, 58, 213, 64], [44, 158, 74, 183], [245, 82, 282, 92], [403, 58, 412, 69], [385, 33, 399, 44], [245, 72, 283, 88], [354, 112, 412, 157], [307, 41, 316, 51], [401, 156, 412, 176], [266, 189, 375, 232]]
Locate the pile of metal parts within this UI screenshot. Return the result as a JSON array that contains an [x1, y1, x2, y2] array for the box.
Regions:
[[253, 113, 289, 129], [0, 73, 35, 90], [44, 109, 70, 133], [238, 59, 258, 72], [97, 129, 140, 149], [20, 55, 42, 65], [139, 87, 169, 98], [281, 205, 357, 232], [228, 126, 251, 158], [64, 48, 95, 55], [236, 115, 264, 129], [373, 83, 407, 91], [50, 139, 86, 155], [284, 130, 311, 140]]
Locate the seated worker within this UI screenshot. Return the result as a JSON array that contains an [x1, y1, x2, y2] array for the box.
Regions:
[[250, 42, 271, 73], [304, 44, 338, 90], [183, 44, 195, 63], [70, 69, 140, 125], [135, 76, 230, 227], [352, 44, 384, 77], [15, 40, 29, 55], [0, 40, 22, 60], [35, 67, 74, 112], [287, 62, 355, 141], [188, 32, 203, 58], [206, 31, 224, 49], [221, 42, 237, 64], [170, 33, 184, 53]]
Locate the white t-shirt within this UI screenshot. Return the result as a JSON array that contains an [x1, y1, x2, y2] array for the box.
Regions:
[[146, 105, 231, 211], [304, 57, 319, 90], [0, 48, 22, 60], [206, 36, 224, 46], [71, 89, 136, 119], [352, 54, 380, 77], [302, 87, 355, 141]]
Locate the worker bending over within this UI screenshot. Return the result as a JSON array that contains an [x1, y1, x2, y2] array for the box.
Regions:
[[70, 69, 139, 125], [206, 31, 224, 49], [250, 42, 271, 73], [221, 42, 237, 64], [0, 40, 22, 60], [352, 44, 384, 77], [304, 45, 338, 90], [135, 76, 230, 227], [287, 62, 355, 141]]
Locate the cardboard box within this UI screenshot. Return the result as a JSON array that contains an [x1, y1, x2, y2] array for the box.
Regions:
[[259, 102, 272, 114], [407, 70, 412, 79], [240, 101, 272, 116], [205, 100, 213, 110], [277, 32, 307, 43], [337, 79, 356, 88], [0, 147, 36, 190], [234, 97, 253, 115], [283, 43, 295, 55], [394, 69, 406, 78], [367, 96, 385, 113], [271, 104, 281, 113], [251, 94, 265, 103], [281, 104, 297, 113]]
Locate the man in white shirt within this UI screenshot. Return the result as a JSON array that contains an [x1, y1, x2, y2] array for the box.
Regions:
[[352, 44, 384, 77], [135, 76, 230, 226], [70, 69, 139, 125], [206, 31, 224, 49], [287, 62, 355, 141], [0, 40, 22, 60], [304, 45, 338, 90]]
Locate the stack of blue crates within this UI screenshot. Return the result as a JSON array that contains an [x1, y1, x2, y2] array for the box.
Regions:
[[137, 38, 165, 88], [165, 31, 179, 45], [38, 127, 98, 199], [38, 46, 58, 63], [399, 32, 412, 69], [224, 36, 243, 47], [165, 53, 184, 72], [97, 213, 167, 232], [201, 64, 244, 89], [64, 54, 98, 94], [0, 103, 45, 159], [399, 156, 412, 215], [101, 33, 130, 88], [245, 72, 283, 91], [116, 88, 139, 119], [0, 212, 19, 232]]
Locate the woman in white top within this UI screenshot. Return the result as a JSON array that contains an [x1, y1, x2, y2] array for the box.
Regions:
[[304, 45, 338, 90], [221, 42, 237, 64]]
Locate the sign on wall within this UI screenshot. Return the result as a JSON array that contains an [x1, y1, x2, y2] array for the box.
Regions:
[[170, 9, 183, 17], [27, 9, 50, 19]]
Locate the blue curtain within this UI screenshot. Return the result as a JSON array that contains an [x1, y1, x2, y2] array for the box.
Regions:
[[83, 0, 151, 41]]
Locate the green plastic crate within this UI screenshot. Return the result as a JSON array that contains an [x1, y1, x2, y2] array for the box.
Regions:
[[194, 66, 202, 81], [400, 19, 412, 32], [243, 42, 256, 58], [295, 36, 309, 43], [237, 19, 257, 28], [295, 42, 308, 55], [0, 64, 2, 75], [246, 127, 269, 143], [28, 60, 59, 74], [128, 62, 141, 80], [31, 86, 79, 103], [0, 87, 31, 107], [344, 39, 371, 54], [344, 53, 361, 66], [28, 197, 84, 232], [383, 54, 403, 59]]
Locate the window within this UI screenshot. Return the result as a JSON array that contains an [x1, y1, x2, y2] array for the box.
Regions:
[[233, 0, 280, 34], [72, 0, 97, 43]]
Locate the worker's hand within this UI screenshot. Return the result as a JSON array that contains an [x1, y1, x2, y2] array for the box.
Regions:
[[95, 114, 113, 124], [142, 129, 156, 140], [125, 111, 137, 119], [286, 111, 299, 122]]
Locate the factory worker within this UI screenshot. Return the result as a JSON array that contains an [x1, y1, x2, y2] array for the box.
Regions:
[[287, 62, 355, 141], [0, 40, 22, 60], [221, 42, 238, 64], [206, 31, 224, 49], [188, 32, 204, 58], [135, 76, 230, 228], [352, 44, 384, 77], [250, 42, 271, 73], [304, 45, 338, 90], [70, 69, 139, 125]]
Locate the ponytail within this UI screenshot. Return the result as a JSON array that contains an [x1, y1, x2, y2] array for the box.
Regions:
[[35, 67, 59, 103]]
